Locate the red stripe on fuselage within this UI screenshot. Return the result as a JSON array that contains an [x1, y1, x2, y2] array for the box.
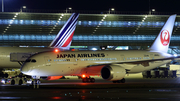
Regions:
[[61, 31, 74, 47]]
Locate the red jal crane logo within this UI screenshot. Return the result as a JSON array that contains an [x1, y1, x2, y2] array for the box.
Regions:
[[160, 30, 170, 46]]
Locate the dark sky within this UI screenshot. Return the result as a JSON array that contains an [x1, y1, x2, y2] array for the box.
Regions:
[[2, 0, 180, 12]]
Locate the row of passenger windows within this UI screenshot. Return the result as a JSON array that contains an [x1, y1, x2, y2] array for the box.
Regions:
[[81, 58, 117, 61], [143, 57, 150, 59], [53, 58, 117, 62], [54, 59, 70, 62], [50, 57, 152, 62], [127, 57, 142, 60], [127, 57, 151, 60]]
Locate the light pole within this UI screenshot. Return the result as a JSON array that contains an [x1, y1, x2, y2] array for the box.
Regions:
[[66, 7, 72, 13], [20, 6, 26, 12], [109, 8, 115, 14], [2, 0, 4, 12], [149, 9, 155, 15]]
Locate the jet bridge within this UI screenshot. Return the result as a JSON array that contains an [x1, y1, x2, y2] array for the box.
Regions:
[[10, 53, 36, 65]]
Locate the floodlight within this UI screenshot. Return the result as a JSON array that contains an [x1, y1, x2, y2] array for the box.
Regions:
[[111, 8, 115, 11], [152, 9, 155, 11], [23, 6, 26, 9]]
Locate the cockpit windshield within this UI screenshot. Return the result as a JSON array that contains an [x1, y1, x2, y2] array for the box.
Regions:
[[25, 59, 36, 63], [25, 59, 31, 62], [31, 59, 36, 62]]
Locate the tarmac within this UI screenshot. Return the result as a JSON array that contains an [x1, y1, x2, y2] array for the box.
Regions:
[[1, 76, 180, 101]]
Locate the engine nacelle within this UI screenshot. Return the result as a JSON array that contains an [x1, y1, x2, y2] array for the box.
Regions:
[[101, 65, 126, 81], [41, 76, 63, 80]]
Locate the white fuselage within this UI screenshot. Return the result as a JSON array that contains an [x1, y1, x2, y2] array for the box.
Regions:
[[21, 50, 173, 76], [0, 47, 55, 68]]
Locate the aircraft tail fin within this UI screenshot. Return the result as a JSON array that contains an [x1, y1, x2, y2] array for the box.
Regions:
[[49, 13, 79, 50], [150, 14, 176, 53]]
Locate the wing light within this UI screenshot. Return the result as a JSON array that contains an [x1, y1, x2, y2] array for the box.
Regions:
[[71, 49, 75, 51]]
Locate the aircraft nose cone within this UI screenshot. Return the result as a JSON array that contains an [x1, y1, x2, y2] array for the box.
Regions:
[[21, 64, 29, 74]]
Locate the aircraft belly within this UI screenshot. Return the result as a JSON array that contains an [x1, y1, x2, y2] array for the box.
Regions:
[[33, 63, 80, 76]]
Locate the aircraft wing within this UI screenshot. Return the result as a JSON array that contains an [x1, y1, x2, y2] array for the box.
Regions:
[[80, 56, 177, 76]]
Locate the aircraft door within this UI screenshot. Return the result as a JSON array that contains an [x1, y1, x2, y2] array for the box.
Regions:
[[120, 55, 126, 62], [71, 58, 78, 65], [44, 56, 51, 66]]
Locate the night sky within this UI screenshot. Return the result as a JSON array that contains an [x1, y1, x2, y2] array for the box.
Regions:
[[1, 0, 180, 12]]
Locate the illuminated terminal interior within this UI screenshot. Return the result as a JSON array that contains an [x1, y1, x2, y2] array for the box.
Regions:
[[0, 12, 180, 54]]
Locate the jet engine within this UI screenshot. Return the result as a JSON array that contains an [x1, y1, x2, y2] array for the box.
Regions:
[[101, 65, 126, 81], [41, 76, 63, 80]]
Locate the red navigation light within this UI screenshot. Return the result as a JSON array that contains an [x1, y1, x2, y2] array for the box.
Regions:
[[71, 49, 75, 51], [82, 74, 86, 78], [54, 49, 59, 53]]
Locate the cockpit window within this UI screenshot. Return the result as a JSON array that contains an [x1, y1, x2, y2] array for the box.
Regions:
[[25, 59, 36, 62], [26, 59, 31, 62], [31, 59, 36, 62]]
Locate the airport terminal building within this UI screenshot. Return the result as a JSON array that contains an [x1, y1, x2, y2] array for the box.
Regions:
[[0, 10, 180, 53]]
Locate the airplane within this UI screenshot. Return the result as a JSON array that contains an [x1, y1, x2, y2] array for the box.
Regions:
[[21, 14, 177, 83], [0, 13, 79, 79]]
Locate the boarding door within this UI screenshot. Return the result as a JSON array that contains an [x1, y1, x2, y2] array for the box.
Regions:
[[73, 59, 78, 65], [120, 55, 126, 62], [44, 56, 51, 66]]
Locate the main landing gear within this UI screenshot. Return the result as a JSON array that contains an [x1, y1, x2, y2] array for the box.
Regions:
[[112, 78, 125, 83], [82, 77, 95, 83]]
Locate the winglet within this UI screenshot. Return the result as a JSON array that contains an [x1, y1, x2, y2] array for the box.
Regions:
[[49, 13, 79, 50], [150, 14, 176, 53]]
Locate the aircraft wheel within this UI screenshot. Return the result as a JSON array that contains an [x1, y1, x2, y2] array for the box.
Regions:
[[82, 78, 87, 83], [19, 79, 23, 85], [112, 81, 117, 83], [121, 78, 125, 83], [90, 78, 95, 83], [117, 80, 121, 83], [86, 78, 91, 83], [11, 79, 15, 85]]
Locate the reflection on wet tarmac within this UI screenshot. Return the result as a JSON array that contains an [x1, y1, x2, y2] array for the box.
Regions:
[[1, 88, 180, 101], [51, 97, 62, 99], [1, 77, 180, 100]]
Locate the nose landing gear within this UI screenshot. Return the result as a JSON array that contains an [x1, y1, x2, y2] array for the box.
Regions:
[[31, 76, 40, 89]]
